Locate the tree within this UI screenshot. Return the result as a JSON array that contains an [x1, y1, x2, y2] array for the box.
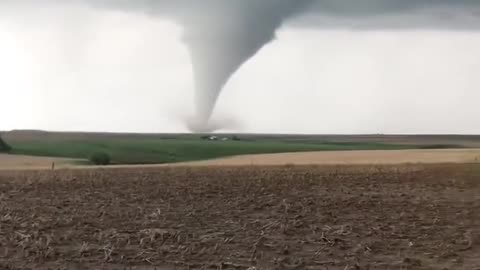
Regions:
[[89, 152, 111, 165], [0, 136, 11, 152]]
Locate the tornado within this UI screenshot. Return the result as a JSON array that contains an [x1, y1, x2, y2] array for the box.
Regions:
[[175, 0, 480, 133], [177, 0, 314, 132], [3, 0, 480, 134]]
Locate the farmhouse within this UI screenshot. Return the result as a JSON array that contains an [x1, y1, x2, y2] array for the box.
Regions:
[[201, 135, 220, 141]]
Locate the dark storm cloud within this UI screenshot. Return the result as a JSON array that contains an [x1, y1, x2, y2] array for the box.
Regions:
[[297, 1, 480, 30], [2, 0, 480, 132], [75, 0, 480, 29]]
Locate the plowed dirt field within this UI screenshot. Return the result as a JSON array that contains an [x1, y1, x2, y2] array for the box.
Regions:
[[0, 165, 479, 269]]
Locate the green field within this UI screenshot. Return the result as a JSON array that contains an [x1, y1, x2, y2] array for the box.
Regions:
[[7, 137, 422, 165]]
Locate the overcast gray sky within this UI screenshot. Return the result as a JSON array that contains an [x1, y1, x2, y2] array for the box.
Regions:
[[1, 1, 480, 134]]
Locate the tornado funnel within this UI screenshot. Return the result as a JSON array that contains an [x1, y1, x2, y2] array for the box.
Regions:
[[183, 27, 274, 130], [180, 0, 313, 132]]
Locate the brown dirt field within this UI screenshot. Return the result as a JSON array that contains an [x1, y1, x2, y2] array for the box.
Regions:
[[0, 164, 479, 269], [0, 154, 80, 171], [174, 149, 480, 167]]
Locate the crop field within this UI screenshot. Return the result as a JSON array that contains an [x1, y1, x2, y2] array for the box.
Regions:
[[0, 154, 79, 171], [3, 133, 423, 166], [0, 164, 478, 269], [6, 139, 412, 165], [3, 130, 479, 166], [175, 149, 480, 167]]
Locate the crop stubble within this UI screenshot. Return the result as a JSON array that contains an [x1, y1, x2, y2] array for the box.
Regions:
[[0, 154, 77, 171], [0, 165, 479, 269]]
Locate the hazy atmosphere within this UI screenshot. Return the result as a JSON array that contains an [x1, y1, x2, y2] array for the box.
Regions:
[[1, 1, 480, 134]]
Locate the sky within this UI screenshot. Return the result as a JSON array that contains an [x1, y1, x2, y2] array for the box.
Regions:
[[1, 2, 480, 134]]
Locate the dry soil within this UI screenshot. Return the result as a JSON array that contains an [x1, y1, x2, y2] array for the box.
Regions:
[[171, 149, 480, 167], [0, 154, 79, 171], [0, 164, 478, 269]]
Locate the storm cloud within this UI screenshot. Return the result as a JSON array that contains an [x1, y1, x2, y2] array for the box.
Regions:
[[2, 1, 480, 132]]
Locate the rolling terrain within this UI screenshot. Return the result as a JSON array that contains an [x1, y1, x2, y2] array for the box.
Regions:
[[1, 131, 479, 269], [2, 130, 479, 167]]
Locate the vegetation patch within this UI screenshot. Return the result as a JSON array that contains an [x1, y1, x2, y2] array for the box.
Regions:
[[0, 136, 11, 152], [89, 152, 111, 166], [6, 136, 428, 165]]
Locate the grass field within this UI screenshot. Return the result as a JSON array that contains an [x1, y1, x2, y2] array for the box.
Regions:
[[0, 164, 478, 269], [7, 138, 417, 165], [4, 132, 474, 164]]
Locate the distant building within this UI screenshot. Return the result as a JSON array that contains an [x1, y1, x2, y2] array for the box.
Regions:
[[200, 135, 238, 141]]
